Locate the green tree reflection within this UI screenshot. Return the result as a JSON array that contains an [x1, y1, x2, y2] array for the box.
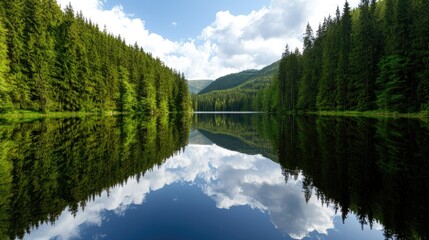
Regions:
[[0, 114, 189, 239], [271, 115, 429, 239]]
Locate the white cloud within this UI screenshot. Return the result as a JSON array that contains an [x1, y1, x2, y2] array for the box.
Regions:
[[55, 0, 360, 79], [25, 144, 339, 240]]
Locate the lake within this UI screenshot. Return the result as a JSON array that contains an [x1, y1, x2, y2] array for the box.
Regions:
[[0, 114, 428, 239]]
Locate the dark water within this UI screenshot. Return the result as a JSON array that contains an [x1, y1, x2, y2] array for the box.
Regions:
[[0, 114, 428, 240]]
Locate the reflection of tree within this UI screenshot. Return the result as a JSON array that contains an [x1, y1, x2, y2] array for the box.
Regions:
[[0, 114, 189, 239], [193, 114, 276, 161], [270, 115, 429, 239]]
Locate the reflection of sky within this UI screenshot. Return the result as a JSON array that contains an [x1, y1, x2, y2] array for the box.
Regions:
[[25, 144, 382, 240]]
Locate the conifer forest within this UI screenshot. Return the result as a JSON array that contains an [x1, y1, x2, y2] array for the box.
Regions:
[[0, 0, 191, 114]]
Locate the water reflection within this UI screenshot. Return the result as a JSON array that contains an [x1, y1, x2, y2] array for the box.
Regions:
[[1, 114, 428, 239], [0, 115, 189, 239], [26, 144, 339, 240]]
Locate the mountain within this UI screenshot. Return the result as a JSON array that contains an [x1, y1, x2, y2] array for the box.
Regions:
[[193, 61, 280, 111], [187, 80, 213, 94], [199, 69, 259, 94]]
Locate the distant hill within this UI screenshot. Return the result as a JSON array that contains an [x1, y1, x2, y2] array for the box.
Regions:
[[199, 69, 259, 94], [193, 60, 280, 111], [187, 80, 213, 94]]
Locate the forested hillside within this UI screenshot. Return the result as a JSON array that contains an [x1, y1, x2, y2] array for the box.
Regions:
[[193, 61, 279, 111], [0, 0, 191, 114], [257, 0, 429, 113], [199, 69, 258, 94]]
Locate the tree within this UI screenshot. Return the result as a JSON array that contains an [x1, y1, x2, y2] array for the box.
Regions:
[[2, 0, 29, 109], [297, 23, 317, 110], [278, 45, 290, 111], [317, 16, 340, 110], [335, 1, 352, 110], [0, 14, 11, 109], [23, 0, 59, 111], [349, 0, 378, 110]]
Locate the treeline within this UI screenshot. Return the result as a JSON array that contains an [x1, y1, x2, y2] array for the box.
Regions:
[[193, 90, 255, 111], [256, 0, 429, 113], [193, 61, 279, 111], [0, 0, 191, 113], [0, 115, 190, 239], [193, 114, 276, 160]]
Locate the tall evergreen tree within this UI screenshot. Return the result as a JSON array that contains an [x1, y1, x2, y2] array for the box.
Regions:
[[317, 16, 340, 110], [349, 0, 378, 110], [0, 14, 10, 108], [23, 0, 59, 111], [3, 0, 29, 109], [335, 1, 352, 110], [412, 0, 429, 110], [297, 23, 316, 110], [0, 0, 191, 114], [55, 4, 81, 111], [278, 45, 290, 111]]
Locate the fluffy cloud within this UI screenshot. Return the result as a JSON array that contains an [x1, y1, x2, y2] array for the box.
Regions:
[[55, 0, 359, 79], [25, 144, 338, 240]]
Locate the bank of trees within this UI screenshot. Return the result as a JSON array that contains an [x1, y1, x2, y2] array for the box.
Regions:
[[256, 0, 429, 113], [0, 0, 191, 113], [0, 115, 190, 239]]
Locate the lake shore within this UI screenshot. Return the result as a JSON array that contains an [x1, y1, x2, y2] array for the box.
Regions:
[[0, 110, 123, 120], [307, 110, 429, 119]]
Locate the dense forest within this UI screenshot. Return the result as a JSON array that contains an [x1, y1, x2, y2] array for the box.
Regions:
[[192, 61, 279, 111], [0, 115, 190, 239], [0, 0, 191, 114], [256, 0, 429, 113]]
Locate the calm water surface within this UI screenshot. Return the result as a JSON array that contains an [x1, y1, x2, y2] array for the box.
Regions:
[[0, 114, 428, 239]]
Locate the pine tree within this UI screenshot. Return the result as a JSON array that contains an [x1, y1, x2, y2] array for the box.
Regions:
[[0, 14, 11, 109], [278, 45, 290, 111], [297, 23, 316, 110], [23, 0, 59, 111], [349, 0, 378, 110], [335, 1, 352, 110], [410, 0, 429, 111], [55, 4, 80, 111], [317, 16, 340, 110], [3, 0, 30, 109]]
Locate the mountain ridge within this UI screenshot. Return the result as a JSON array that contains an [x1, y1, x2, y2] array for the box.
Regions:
[[198, 69, 259, 95]]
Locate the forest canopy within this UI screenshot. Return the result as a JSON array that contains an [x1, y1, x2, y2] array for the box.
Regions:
[[256, 0, 429, 113], [0, 0, 191, 114]]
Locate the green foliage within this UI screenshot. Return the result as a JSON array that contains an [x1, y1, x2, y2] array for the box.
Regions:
[[0, 14, 11, 109], [0, 0, 191, 114], [199, 69, 258, 94], [258, 0, 428, 114], [280, 47, 301, 112], [376, 55, 407, 112], [0, 115, 190, 239], [194, 61, 279, 112]]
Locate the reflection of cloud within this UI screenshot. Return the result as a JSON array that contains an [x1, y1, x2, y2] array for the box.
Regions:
[[25, 144, 335, 240]]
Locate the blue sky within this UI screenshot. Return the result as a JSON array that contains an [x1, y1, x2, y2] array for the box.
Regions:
[[56, 0, 360, 80], [103, 0, 270, 41]]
